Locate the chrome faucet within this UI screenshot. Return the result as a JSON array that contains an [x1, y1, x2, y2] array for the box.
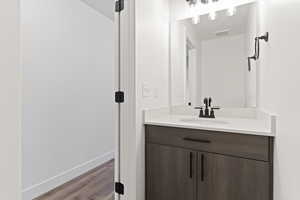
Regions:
[[195, 97, 220, 118]]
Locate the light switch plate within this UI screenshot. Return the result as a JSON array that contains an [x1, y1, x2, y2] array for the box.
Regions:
[[142, 83, 152, 98]]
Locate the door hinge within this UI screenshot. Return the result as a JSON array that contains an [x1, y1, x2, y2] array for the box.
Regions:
[[115, 91, 124, 103], [115, 0, 124, 12], [115, 182, 124, 195]]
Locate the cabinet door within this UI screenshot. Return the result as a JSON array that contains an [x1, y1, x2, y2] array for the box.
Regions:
[[198, 153, 270, 200], [146, 144, 197, 200]]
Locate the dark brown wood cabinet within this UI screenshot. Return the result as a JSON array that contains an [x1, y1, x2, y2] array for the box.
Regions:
[[146, 125, 274, 200], [146, 144, 196, 200], [197, 152, 270, 200]]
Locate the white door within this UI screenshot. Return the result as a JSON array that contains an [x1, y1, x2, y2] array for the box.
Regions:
[[115, 0, 135, 200]]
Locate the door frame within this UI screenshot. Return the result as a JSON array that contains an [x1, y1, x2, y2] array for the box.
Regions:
[[115, 0, 137, 200]]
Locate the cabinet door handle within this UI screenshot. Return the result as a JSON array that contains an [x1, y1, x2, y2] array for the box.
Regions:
[[201, 154, 205, 181], [183, 137, 211, 144], [189, 152, 193, 178]]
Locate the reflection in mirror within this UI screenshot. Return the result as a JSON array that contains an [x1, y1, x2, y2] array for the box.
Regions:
[[171, 2, 257, 108]]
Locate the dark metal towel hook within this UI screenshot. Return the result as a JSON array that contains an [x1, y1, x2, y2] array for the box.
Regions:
[[248, 32, 269, 72], [257, 32, 269, 42], [248, 55, 256, 72]]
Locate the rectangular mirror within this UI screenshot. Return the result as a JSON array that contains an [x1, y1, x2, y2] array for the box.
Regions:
[[170, 2, 258, 108]]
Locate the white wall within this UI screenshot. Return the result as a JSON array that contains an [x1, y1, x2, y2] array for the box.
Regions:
[[245, 3, 257, 107], [0, 0, 21, 199], [21, 0, 115, 199], [201, 35, 246, 107], [257, 0, 300, 199], [135, 0, 170, 199]]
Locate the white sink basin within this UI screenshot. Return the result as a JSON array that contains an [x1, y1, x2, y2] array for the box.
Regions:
[[180, 118, 229, 125]]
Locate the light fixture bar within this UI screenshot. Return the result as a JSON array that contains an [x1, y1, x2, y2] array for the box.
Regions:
[[187, 0, 222, 24], [186, 0, 197, 6], [187, 0, 219, 5]]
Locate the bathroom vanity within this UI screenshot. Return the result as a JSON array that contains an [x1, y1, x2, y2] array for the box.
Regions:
[[144, 1, 275, 199], [144, 109, 275, 200]]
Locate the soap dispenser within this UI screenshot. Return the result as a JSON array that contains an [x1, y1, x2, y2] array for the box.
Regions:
[[199, 107, 204, 118]]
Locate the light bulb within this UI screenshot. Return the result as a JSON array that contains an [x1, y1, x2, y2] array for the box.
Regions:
[[190, 3, 200, 24], [227, 6, 237, 16], [190, 3, 196, 14], [209, 11, 216, 20], [192, 16, 200, 24]]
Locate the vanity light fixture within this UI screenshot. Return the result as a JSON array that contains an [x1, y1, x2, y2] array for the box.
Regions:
[[192, 15, 200, 24], [226, 0, 237, 16], [227, 6, 237, 16], [187, 0, 220, 23], [186, 0, 198, 7], [208, 0, 218, 21], [189, 3, 200, 24], [209, 11, 217, 20]]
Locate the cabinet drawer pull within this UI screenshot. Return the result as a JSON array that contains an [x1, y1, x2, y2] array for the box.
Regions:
[[189, 152, 193, 178], [201, 154, 205, 181], [183, 137, 211, 144]]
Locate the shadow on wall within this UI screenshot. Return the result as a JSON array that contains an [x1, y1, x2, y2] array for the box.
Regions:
[[80, 0, 114, 20]]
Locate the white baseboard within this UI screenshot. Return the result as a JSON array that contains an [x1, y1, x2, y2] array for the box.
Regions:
[[22, 151, 114, 200]]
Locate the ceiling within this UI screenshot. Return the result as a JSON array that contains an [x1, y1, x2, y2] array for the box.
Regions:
[[183, 3, 254, 41], [80, 0, 114, 20]]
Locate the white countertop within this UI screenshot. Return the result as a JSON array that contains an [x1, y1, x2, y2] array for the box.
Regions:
[[144, 107, 276, 137]]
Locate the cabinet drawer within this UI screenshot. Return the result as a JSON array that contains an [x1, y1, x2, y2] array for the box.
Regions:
[[145, 125, 271, 161]]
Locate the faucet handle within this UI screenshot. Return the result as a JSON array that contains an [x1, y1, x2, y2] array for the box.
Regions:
[[195, 107, 204, 118], [209, 107, 220, 118], [194, 106, 204, 109], [203, 98, 208, 107]]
